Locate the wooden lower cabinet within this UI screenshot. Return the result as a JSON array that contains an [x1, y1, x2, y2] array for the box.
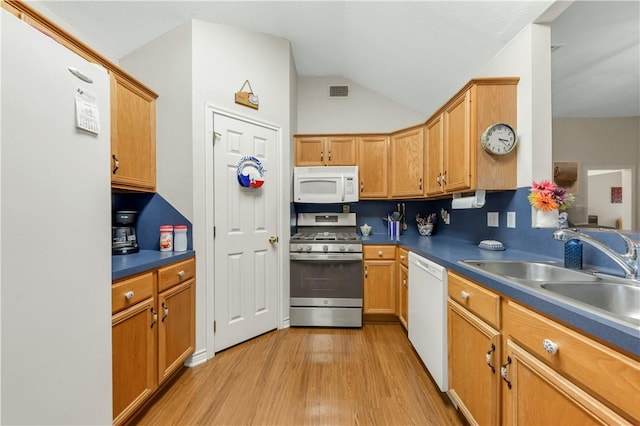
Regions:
[[398, 263, 408, 329], [397, 247, 409, 329], [448, 299, 501, 425], [112, 297, 157, 425], [112, 257, 196, 425], [502, 340, 630, 425], [363, 245, 396, 318], [448, 272, 640, 425], [158, 278, 196, 384]]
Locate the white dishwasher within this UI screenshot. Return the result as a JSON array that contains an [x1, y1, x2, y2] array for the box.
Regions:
[[408, 252, 448, 392]]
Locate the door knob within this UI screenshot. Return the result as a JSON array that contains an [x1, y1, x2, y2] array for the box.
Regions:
[[269, 236, 278, 244]]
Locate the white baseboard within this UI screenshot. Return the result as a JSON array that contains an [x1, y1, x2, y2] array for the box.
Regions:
[[185, 349, 208, 368]]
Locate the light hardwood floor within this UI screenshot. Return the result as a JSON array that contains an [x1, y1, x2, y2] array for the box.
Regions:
[[132, 324, 464, 425]]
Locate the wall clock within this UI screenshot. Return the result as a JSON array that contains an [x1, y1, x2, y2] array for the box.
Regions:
[[480, 122, 517, 155]]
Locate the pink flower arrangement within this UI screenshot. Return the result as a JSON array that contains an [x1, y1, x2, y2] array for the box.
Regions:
[[528, 180, 575, 212]]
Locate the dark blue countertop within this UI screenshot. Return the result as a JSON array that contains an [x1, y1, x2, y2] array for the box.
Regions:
[[362, 234, 640, 356], [112, 250, 196, 281]]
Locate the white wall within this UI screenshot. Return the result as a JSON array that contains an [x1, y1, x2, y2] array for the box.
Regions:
[[120, 23, 194, 220], [122, 19, 294, 359], [297, 76, 426, 134], [553, 116, 639, 229], [477, 23, 553, 187]]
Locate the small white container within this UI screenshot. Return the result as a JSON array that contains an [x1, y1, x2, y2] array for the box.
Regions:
[[174, 225, 188, 252], [159, 225, 173, 251]]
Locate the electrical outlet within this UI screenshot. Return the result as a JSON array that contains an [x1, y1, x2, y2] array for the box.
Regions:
[[487, 212, 499, 227], [507, 211, 516, 228], [342, 204, 350, 213]]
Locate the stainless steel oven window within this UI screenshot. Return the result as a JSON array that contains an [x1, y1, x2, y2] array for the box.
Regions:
[[290, 256, 363, 300]]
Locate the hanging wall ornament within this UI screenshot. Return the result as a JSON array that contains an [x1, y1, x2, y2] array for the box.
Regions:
[[237, 156, 265, 188], [235, 80, 259, 110]]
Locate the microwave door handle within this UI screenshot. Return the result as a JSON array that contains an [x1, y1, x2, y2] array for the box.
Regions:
[[341, 174, 345, 202]]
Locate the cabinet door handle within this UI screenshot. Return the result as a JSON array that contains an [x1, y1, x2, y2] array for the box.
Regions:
[[403, 278, 407, 287], [360, 182, 364, 193], [177, 270, 185, 279], [485, 344, 496, 373], [460, 290, 469, 300], [377, 250, 383, 257], [436, 173, 441, 184], [112, 154, 119, 174], [543, 339, 559, 355], [320, 152, 324, 162], [364, 265, 368, 278], [418, 177, 423, 190], [162, 302, 169, 322], [150, 308, 158, 329], [328, 151, 331, 162], [125, 290, 134, 300], [501, 356, 512, 389], [442, 171, 447, 185]]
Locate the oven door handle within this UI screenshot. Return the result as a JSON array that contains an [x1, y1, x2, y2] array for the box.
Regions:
[[290, 253, 363, 261]]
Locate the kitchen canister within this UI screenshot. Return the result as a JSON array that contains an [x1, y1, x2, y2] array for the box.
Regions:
[[159, 225, 174, 251], [174, 225, 188, 252]]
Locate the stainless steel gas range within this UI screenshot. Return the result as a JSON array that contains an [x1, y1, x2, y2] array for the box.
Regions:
[[289, 212, 363, 327]]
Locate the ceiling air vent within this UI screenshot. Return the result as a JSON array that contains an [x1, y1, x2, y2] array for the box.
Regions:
[[328, 85, 350, 98]]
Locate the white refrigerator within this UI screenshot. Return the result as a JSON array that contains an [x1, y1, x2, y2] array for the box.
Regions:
[[1, 10, 112, 425]]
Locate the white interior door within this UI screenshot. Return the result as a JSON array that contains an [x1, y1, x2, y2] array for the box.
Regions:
[[213, 112, 279, 352]]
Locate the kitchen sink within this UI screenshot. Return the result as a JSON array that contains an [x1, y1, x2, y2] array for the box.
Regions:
[[540, 282, 640, 325], [460, 260, 599, 283], [460, 259, 640, 327]]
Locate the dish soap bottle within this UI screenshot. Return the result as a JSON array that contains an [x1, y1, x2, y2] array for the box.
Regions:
[[564, 238, 583, 269]]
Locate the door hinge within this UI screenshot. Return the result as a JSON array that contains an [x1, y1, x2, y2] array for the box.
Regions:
[[213, 320, 216, 334]]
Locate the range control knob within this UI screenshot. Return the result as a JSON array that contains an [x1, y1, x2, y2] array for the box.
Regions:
[[305, 245, 312, 252], [339, 246, 346, 252], [323, 245, 329, 252]]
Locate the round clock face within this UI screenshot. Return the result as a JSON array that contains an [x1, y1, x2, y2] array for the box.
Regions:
[[481, 123, 517, 155]]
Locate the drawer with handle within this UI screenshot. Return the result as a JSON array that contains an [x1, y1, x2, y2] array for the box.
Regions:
[[398, 247, 409, 267], [448, 271, 500, 328], [112, 272, 154, 314], [363, 245, 396, 260], [505, 300, 640, 421], [158, 258, 195, 292]]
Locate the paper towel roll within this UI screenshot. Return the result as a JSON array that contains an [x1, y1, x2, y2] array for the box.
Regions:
[[451, 190, 486, 209]]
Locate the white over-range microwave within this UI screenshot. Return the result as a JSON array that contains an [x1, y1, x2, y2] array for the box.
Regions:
[[293, 166, 359, 203]]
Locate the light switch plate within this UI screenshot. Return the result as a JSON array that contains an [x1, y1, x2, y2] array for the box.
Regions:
[[487, 212, 499, 227], [507, 212, 516, 228]]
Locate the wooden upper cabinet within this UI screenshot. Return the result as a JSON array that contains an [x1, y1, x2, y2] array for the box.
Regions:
[[294, 136, 357, 166], [424, 115, 444, 196], [357, 135, 389, 198], [111, 74, 157, 192], [441, 79, 518, 194], [443, 90, 472, 193], [295, 136, 325, 166], [390, 126, 424, 198], [326, 136, 357, 165]]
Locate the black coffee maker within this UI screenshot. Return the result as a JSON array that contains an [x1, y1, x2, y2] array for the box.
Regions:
[[112, 210, 139, 255]]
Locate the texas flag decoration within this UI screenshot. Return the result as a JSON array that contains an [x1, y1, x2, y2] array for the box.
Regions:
[[237, 156, 265, 188]]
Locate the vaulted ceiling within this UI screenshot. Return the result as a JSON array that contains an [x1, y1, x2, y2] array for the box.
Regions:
[[34, 1, 639, 118]]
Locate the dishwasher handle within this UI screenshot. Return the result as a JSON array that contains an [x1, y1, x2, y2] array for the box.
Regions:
[[409, 253, 445, 280]]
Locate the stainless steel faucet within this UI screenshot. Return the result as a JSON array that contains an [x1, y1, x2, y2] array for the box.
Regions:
[[553, 228, 640, 279]]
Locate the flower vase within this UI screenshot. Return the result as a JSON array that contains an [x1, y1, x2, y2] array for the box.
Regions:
[[534, 209, 559, 228], [418, 223, 434, 236]]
